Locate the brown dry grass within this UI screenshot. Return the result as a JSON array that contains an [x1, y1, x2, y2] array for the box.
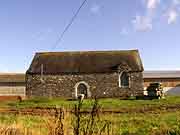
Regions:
[[1, 98, 180, 135]]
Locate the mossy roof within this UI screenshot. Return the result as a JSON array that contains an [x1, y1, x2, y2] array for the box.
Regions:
[[27, 50, 144, 74]]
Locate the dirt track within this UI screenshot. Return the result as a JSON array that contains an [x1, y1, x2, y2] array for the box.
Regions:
[[0, 104, 180, 116]]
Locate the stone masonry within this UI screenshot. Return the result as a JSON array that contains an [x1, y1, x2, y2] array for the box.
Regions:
[[26, 72, 144, 98]]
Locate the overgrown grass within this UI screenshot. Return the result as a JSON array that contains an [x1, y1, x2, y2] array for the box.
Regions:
[[0, 98, 180, 135], [99, 112, 180, 135], [0, 114, 47, 135]]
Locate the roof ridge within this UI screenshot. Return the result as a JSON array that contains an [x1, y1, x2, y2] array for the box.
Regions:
[[36, 49, 139, 54]]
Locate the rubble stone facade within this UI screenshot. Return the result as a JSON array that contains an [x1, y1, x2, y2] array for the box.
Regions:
[[26, 72, 144, 98]]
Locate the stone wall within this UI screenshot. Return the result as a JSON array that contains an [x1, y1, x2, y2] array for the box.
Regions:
[[26, 72, 144, 98]]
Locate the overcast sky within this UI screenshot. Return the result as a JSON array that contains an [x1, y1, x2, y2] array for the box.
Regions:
[[0, 0, 180, 72]]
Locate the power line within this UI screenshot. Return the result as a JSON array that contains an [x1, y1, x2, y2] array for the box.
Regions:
[[51, 0, 88, 50]]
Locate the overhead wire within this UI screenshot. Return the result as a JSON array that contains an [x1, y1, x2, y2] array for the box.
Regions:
[[51, 0, 88, 50]]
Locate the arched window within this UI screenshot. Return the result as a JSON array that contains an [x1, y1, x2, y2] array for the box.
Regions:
[[119, 72, 129, 88]]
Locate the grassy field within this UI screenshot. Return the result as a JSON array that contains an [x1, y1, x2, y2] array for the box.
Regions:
[[0, 96, 180, 135], [0, 114, 47, 135], [0, 111, 180, 135], [1, 96, 180, 109]]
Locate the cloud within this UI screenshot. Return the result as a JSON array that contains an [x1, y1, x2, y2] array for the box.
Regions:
[[131, 0, 179, 32], [164, 0, 180, 25], [173, 0, 180, 5], [167, 9, 178, 24], [90, 4, 101, 14], [132, 0, 160, 32], [120, 28, 128, 35], [147, 0, 160, 9], [132, 15, 152, 31]]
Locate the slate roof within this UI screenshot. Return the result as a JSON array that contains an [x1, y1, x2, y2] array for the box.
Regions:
[[143, 71, 180, 79], [27, 50, 144, 74], [0, 73, 25, 83]]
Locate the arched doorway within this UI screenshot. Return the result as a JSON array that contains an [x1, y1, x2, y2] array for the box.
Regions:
[[74, 81, 91, 99], [77, 83, 88, 98]]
